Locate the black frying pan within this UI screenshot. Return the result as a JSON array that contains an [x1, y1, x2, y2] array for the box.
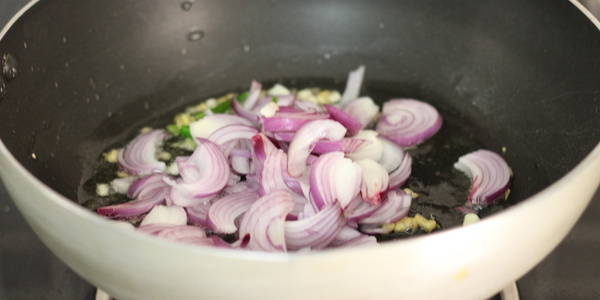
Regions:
[[1, 0, 598, 216]]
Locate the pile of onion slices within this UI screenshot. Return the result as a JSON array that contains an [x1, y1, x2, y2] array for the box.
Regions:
[[96, 66, 512, 252]]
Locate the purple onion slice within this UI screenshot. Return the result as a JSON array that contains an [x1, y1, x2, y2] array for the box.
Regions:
[[359, 189, 412, 225], [97, 174, 170, 219], [208, 190, 259, 234], [168, 139, 229, 207], [340, 65, 365, 104], [285, 203, 345, 250], [238, 190, 296, 252], [138, 224, 213, 246], [324, 104, 363, 136], [118, 129, 171, 176], [288, 119, 347, 177], [454, 149, 511, 207], [309, 152, 362, 210], [355, 159, 389, 205], [329, 225, 377, 248], [376, 99, 442, 147]]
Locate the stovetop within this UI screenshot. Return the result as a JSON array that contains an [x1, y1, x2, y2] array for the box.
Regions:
[[1, 1, 599, 299]]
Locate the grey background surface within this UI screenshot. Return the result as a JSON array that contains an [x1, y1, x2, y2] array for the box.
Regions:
[[0, 0, 599, 299]]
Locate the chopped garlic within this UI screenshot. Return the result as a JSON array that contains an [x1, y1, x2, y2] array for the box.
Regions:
[[393, 214, 438, 233], [328, 91, 341, 103], [268, 84, 291, 96], [394, 217, 417, 233], [141, 205, 188, 226], [116, 170, 130, 178], [139, 127, 153, 134], [96, 183, 110, 197], [103, 149, 120, 163], [157, 151, 172, 161], [166, 162, 179, 176], [381, 223, 396, 234], [31, 153, 37, 159], [174, 113, 194, 127], [501, 146, 507, 153], [403, 188, 419, 199], [171, 138, 197, 151], [414, 214, 438, 232], [217, 93, 236, 103], [205, 98, 218, 108], [260, 102, 279, 117], [110, 177, 136, 194], [186, 103, 207, 114], [462, 213, 480, 226], [504, 188, 511, 201], [316, 90, 342, 104], [297, 88, 318, 103]]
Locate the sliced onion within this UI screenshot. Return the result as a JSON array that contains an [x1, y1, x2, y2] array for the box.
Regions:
[[238, 190, 296, 252], [272, 131, 295, 142], [230, 148, 252, 158], [186, 200, 211, 227], [260, 149, 291, 195], [346, 130, 383, 161], [277, 106, 303, 113], [275, 95, 295, 106], [343, 97, 380, 129], [454, 149, 511, 207], [376, 99, 442, 147], [309, 152, 362, 210], [253, 96, 278, 114], [232, 81, 262, 123], [355, 159, 389, 204], [138, 224, 213, 246], [312, 138, 366, 155], [340, 65, 365, 104], [344, 196, 379, 222], [263, 111, 329, 133], [324, 104, 363, 136], [379, 138, 405, 172], [208, 124, 258, 154], [168, 139, 229, 207], [232, 99, 259, 125], [294, 99, 325, 113], [388, 153, 413, 190], [252, 133, 277, 162], [230, 141, 252, 175], [140, 205, 187, 226], [118, 129, 170, 175], [223, 178, 260, 195], [360, 225, 391, 234], [306, 155, 318, 165], [287, 120, 347, 177], [283, 171, 310, 197], [97, 174, 169, 218], [285, 204, 345, 250], [231, 155, 251, 175], [208, 190, 259, 234], [359, 190, 412, 225], [243, 80, 262, 110], [190, 114, 254, 140], [227, 171, 242, 187], [251, 133, 278, 177], [329, 225, 377, 248]]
